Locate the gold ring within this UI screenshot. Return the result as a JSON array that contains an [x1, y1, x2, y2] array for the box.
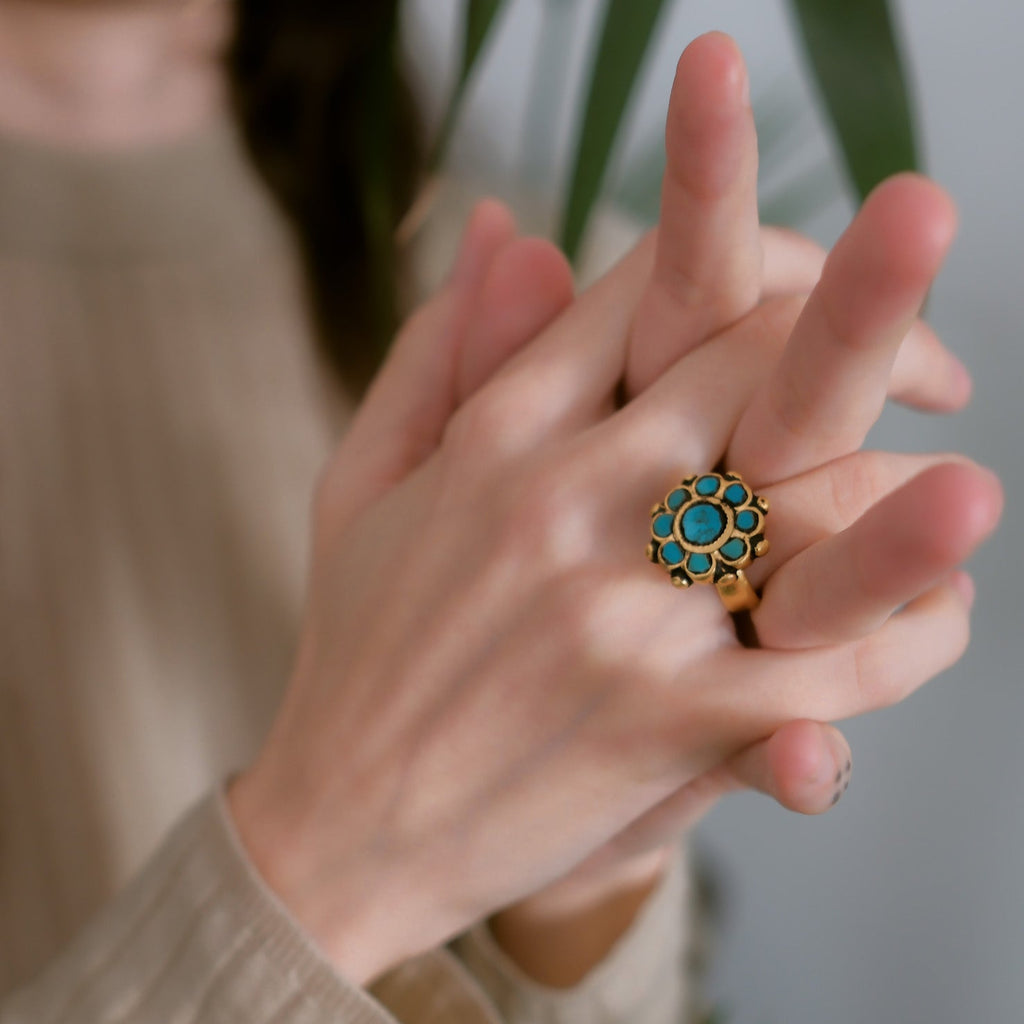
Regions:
[[646, 470, 769, 612]]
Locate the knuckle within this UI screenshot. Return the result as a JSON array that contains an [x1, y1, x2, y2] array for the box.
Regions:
[[657, 257, 709, 311], [546, 569, 639, 671], [767, 367, 819, 447], [498, 460, 592, 567], [443, 387, 525, 463]]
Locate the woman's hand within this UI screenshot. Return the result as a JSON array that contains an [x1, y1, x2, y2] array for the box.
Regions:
[[227, 157, 999, 990], [397, 38, 971, 840], [485, 35, 980, 975], [488, 33, 975, 864]]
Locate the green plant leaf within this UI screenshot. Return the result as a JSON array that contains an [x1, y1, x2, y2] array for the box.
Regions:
[[559, 0, 670, 262], [787, 0, 920, 200], [428, 0, 508, 171]]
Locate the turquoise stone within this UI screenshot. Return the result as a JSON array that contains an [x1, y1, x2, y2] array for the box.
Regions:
[[724, 483, 747, 505], [659, 541, 684, 566], [735, 509, 757, 531], [667, 488, 688, 510], [695, 475, 719, 496], [687, 552, 712, 574], [721, 537, 746, 560], [652, 513, 674, 539], [681, 502, 726, 545]]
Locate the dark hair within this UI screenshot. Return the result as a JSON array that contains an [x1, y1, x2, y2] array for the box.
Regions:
[[227, 1, 422, 395]]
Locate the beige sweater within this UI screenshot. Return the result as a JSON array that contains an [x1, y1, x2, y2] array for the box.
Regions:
[[0, 116, 692, 1022]]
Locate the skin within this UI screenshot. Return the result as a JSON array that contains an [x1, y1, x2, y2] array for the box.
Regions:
[[0, 5, 998, 994], [456, 37, 983, 985], [0, 0, 228, 147], [227, 37, 1000, 983]]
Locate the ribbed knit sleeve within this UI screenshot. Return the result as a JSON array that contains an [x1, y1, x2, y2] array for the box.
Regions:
[[0, 790, 696, 1024], [0, 791, 401, 1024]]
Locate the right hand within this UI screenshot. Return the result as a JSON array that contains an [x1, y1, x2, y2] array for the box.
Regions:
[[228, 169, 1000, 986]]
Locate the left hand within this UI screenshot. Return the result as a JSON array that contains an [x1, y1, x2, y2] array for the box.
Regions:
[[442, 32, 979, 975], [451, 35, 970, 837]]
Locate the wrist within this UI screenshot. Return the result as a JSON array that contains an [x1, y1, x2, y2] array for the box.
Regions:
[[226, 766, 411, 986]]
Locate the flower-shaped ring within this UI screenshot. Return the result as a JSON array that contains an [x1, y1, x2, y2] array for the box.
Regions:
[[646, 471, 769, 612]]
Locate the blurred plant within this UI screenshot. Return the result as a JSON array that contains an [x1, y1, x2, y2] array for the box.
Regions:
[[426, 0, 920, 260]]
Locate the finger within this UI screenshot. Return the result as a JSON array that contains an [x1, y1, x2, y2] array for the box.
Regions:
[[890, 319, 972, 411], [652, 721, 854, 829], [744, 450, 972, 590], [702, 576, 974, 756], [759, 225, 825, 297], [588, 314, 969, 549], [448, 198, 518, 301], [321, 200, 516, 524], [725, 720, 853, 814], [457, 237, 575, 401], [758, 225, 969, 410], [728, 174, 958, 486], [753, 462, 1002, 649], [575, 720, 853, 861], [458, 234, 657, 453], [588, 297, 804, 501], [626, 32, 761, 395]]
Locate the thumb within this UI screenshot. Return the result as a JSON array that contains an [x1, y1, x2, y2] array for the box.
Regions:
[[583, 721, 854, 862]]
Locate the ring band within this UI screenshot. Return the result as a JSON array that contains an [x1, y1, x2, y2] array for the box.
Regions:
[[646, 470, 769, 612]]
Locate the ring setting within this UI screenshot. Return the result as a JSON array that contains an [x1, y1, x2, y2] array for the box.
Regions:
[[646, 470, 769, 612]]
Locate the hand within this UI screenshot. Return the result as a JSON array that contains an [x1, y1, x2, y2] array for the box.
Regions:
[[494, 32, 975, 871], [486, 35, 980, 971], [357, 36, 971, 838], [227, 128, 999, 988]]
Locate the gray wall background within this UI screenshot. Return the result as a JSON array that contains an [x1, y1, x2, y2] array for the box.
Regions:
[[406, 1, 1024, 1020]]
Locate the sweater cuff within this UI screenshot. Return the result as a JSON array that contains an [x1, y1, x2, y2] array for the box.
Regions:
[[451, 844, 694, 1024], [2, 788, 398, 1024]]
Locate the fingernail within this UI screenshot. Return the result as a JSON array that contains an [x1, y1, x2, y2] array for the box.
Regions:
[[950, 569, 976, 608]]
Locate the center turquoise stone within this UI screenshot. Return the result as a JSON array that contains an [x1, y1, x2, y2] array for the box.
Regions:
[[681, 501, 726, 546]]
